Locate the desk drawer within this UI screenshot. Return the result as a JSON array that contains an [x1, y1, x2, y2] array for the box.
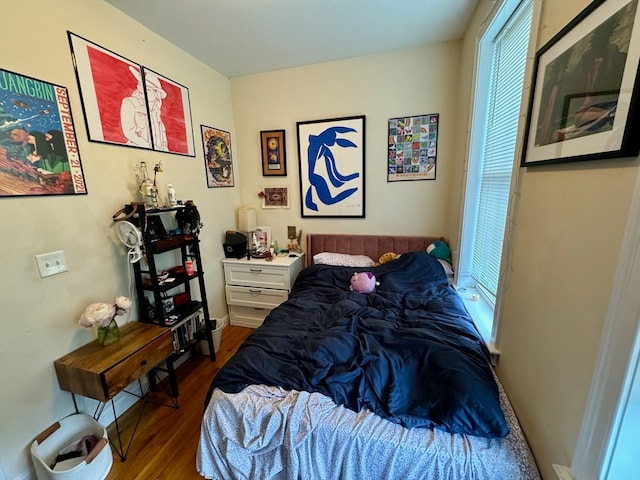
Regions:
[[224, 263, 291, 290], [225, 285, 288, 309], [104, 331, 172, 399]]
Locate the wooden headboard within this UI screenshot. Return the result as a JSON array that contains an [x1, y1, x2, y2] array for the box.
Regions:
[[305, 234, 444, 266]]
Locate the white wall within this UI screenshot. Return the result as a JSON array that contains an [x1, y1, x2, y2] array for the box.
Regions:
[[0, 1, 239, 477], [230, 43, 463, 245]]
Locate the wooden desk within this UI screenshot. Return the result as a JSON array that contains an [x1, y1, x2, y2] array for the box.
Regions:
[[54, 322, 176, 460]]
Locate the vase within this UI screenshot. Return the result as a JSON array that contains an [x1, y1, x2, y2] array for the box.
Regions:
[[98, 318, 120, 346]]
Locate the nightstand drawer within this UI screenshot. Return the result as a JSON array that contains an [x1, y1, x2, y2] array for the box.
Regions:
[[225, 284, 289, 309], [228, 305, 271, 328], [104, 332, 173, 399], [223, 263, 291, 290]]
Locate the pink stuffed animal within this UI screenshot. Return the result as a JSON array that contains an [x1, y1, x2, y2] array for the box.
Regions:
[[350, 271, 378, 293]]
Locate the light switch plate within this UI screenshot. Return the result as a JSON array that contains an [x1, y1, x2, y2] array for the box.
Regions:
[[35, 250, 68, 278]]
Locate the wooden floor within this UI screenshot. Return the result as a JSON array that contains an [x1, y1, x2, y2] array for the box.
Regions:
[[106, 325, 253, 480]]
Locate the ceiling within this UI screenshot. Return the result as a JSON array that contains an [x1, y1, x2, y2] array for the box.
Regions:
[[105, 0, 479, 78]]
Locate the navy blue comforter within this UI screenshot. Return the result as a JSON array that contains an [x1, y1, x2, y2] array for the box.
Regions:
[[208, 251, 508, 438]]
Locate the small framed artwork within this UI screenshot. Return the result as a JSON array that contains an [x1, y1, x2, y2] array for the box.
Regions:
[[249, 226, 271, 253], [297, 115, 365, 218], [261, 186, 290, 208], [521, 0, 640, 166], [0, 68, 87, 197], [201, 125, 234, 187], [388, 113, 438, 182], [261, 130, 287, 176]]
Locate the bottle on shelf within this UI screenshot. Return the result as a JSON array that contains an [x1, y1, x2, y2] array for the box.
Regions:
[[167, 184, 177, 207], [136, 161, 154, 206]]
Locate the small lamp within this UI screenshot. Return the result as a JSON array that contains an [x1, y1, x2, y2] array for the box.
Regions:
[[237, 207, 256, 234]]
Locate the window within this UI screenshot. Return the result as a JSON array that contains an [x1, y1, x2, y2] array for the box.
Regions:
[[458, 0, 532, 343]]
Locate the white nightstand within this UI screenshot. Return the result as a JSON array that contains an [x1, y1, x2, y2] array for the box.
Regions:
[[222, 254, 305, 328]]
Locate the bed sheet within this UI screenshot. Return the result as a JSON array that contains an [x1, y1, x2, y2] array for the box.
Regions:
[[197, 381, 540, 479]]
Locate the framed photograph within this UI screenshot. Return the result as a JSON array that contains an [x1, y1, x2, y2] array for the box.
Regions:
[[297, 115, 365, 218], [0, 68, 87, 197], [201, 125, 234, 187], [261, 129, 286, 176], [67, 32, 195, 156], [261, 186, 290, 208], [249, 226, 271, 253], [388, 113, 439, 182], [521, 0, 640, 166], [146, 215, 167, 239]]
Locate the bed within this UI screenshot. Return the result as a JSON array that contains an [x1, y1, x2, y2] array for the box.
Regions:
[[197, 234, 540, 479]]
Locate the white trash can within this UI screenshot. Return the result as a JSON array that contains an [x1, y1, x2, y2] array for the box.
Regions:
[[31, 413, 112, 480], [200, 318, 224, 355]]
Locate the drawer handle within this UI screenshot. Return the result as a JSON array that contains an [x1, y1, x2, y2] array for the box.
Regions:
[[140, 360, 147, 366], [249, 269, 263, 273], [249, 289, 262, 295]]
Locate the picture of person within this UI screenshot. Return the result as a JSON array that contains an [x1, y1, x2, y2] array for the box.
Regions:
[[120, 66, 152, 147], [145, 71, 168, 151], [535, 2, 633, 146]]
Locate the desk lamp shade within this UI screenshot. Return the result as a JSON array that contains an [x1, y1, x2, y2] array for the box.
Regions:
[[238, 207, 256, 233]]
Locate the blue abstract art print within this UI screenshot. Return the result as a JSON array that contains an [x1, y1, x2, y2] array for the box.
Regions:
[[296, 115, 365, 218]]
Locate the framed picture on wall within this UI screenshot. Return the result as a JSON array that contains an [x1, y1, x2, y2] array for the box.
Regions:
[[142, 68, 195, 156], [521, 0, 640, 166], [67, 32, 195, 156], [260, 130, 286, 176], [201, 125, 234, 187], [261, 186, 290, 208], [0, 68, 87, 197], [296, 115, 365, 218], [388, 113, 438, 182], [68, 32, 151, 150]]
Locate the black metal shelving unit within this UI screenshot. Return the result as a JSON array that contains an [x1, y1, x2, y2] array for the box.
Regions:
[[118, 202, 216, 397]]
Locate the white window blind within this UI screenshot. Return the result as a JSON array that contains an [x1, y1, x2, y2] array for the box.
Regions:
[[472, 0, 532, 301]]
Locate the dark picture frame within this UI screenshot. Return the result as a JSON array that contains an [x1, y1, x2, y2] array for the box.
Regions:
[[388, 113, 439, 182], [0, 68, 87, 197], [201, 125, 234, 187], [260, 129, 286, 176], [67, 32, 195, 156], [521, 0, 640, 166], [297, 115, 365, 218]]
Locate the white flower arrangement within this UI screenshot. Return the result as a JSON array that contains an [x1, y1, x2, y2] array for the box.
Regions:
[[79, 296, 132, 328]]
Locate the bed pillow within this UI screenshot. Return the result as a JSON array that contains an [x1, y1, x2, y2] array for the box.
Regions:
[[437, 259, 454, 275], [313, 252, 375, 267]]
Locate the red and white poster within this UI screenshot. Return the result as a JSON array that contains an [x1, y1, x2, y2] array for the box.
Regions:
[[68, 32, 195, 156]]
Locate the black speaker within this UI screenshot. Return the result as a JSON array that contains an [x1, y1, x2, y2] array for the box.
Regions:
[[223, 231, 247, 258]]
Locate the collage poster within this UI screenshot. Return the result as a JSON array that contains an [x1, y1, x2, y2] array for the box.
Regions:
[[0, 68, 87, 197], [387, 113, 439, 182]]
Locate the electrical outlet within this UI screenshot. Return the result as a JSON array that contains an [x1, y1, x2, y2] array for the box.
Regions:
[[35, 250, 68, 278]]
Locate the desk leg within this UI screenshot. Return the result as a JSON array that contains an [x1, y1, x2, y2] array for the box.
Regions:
[[166, 358, 179, 398], [109, 379, 150, 462]]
